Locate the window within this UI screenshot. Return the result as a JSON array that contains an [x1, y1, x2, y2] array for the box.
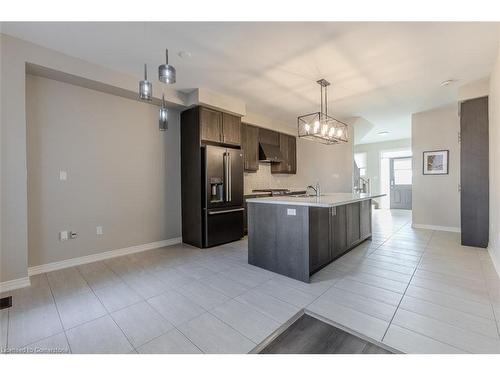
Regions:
[[354, 152, 367, 176], [393, 158, 412, 185]]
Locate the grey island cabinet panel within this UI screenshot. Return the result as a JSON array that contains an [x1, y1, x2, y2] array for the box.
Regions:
[[309, 207, 332, 273], [248, 203, 310, 282], [360, 200, 372, 239], [332, 205, 348, 258], [346, 202, 361, 245], [247, 195, 380, 282]]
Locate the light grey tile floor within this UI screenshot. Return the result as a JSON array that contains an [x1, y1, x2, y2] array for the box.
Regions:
[[178, 312, 255, 354], [2, 209, 499, 353], [111, 301, 173, 348]]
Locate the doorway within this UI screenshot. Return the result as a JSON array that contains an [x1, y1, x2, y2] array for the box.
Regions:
[[389, 157, 412, 209]]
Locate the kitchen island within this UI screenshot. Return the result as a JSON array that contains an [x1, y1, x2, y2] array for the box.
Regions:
[[246, 193, 385, 282]]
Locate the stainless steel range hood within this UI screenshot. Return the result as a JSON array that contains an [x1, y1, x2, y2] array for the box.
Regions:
[[259, 143, 283, 163]]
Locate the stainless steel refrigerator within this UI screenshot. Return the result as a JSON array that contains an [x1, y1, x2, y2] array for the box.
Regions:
[[202, 145, 244, 247]]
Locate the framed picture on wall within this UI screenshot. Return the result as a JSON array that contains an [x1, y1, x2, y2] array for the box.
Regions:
[[423, 150, 449, 175]]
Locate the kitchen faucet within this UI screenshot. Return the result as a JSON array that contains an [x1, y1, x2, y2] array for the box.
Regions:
[[307, 182, 321, 197]]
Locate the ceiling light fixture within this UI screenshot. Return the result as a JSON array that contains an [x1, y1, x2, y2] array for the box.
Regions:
[[178, 51, 192, 59], [159, 94, 168, 131], [137, 47, 177, 131], [138, 64, 152, 101], [297, 79, 348, 145], [440, 79, 456, 87], [159, 49, 176, 84], [377, 131, 390, 136]]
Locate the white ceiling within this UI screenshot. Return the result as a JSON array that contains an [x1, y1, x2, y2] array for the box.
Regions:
[[2, 22, 499, 144]]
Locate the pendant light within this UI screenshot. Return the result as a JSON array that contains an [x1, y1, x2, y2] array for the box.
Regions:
[[159, 94, 168, 131], [158, 49, 176, 84], [297, 79, 348, 145], [138, 64, 152, 101]]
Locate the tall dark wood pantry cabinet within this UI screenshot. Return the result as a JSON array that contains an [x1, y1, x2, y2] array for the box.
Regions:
[[460, 96, 489, 248]]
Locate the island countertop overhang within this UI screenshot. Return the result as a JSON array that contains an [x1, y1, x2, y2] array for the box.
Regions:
[[246, 193, 385, 208]]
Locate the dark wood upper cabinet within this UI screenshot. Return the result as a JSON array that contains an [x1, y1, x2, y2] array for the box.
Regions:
[[199, 106, 241, 146], [271, 133, 289, 173], [222, 112, 241, 145], [271, 133, 297, 174], [241, 123, 247, 167], [241, 123, 259, 172], [200, 107, 222, 143], [259, 128, 280, 146]]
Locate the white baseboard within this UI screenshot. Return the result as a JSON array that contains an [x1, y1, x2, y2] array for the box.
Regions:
[[0, 277, 31, 293], [28, 237, 182, 276], [412, 223, 461, 233], [487, 248, 500, 278]]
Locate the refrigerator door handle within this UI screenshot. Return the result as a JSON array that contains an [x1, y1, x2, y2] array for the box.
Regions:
[[224, 152, 229, 202], [228, 152, 232, 202]]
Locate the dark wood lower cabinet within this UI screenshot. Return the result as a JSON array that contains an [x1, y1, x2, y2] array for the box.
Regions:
[[346, 202, 361, 245], [331, 205, 348, 259], [309, 207, 332, 272], [309, 202, 368, 274], [360, 200, 372, 239]]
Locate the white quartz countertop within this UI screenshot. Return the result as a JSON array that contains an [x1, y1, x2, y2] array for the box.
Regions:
[[246, 193, 385, 207]]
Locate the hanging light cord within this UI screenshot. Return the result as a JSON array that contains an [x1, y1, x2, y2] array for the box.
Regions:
[[325, 84, 328, 117], [320, 84, 323, 119]]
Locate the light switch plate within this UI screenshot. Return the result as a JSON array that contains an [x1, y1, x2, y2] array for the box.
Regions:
[[96, 226, 103, 235], [59, 170, 67, 181], [287, 208, 296, 216], [59, 231, 68, 241]]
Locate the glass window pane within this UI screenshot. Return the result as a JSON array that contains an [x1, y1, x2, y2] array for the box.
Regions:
[[354, 153, 367, 169], [394, 170, 412, 185], [394, 159, 411, 170]]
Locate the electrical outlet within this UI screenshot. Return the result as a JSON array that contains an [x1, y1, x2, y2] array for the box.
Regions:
[[59, 231, 68, 241], [287, 208, 296, 216], [59, 170, 67, 181], [96, 226, 103, 235]]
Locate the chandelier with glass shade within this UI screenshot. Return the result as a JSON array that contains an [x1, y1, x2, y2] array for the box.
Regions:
[[297, 79, 348, 145], [138, 48, 176, 131]]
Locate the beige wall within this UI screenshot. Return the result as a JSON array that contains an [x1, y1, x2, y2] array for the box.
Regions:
[[26, 75, 181, 267], [242, 112, 354, 194], [0, 34, 185, 283], [354, 138, 412, 205], [489, 44, 500, 270], [0, 33, 352, 284], [411, 104, 461, 231], [458, 77, 489, 102]]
